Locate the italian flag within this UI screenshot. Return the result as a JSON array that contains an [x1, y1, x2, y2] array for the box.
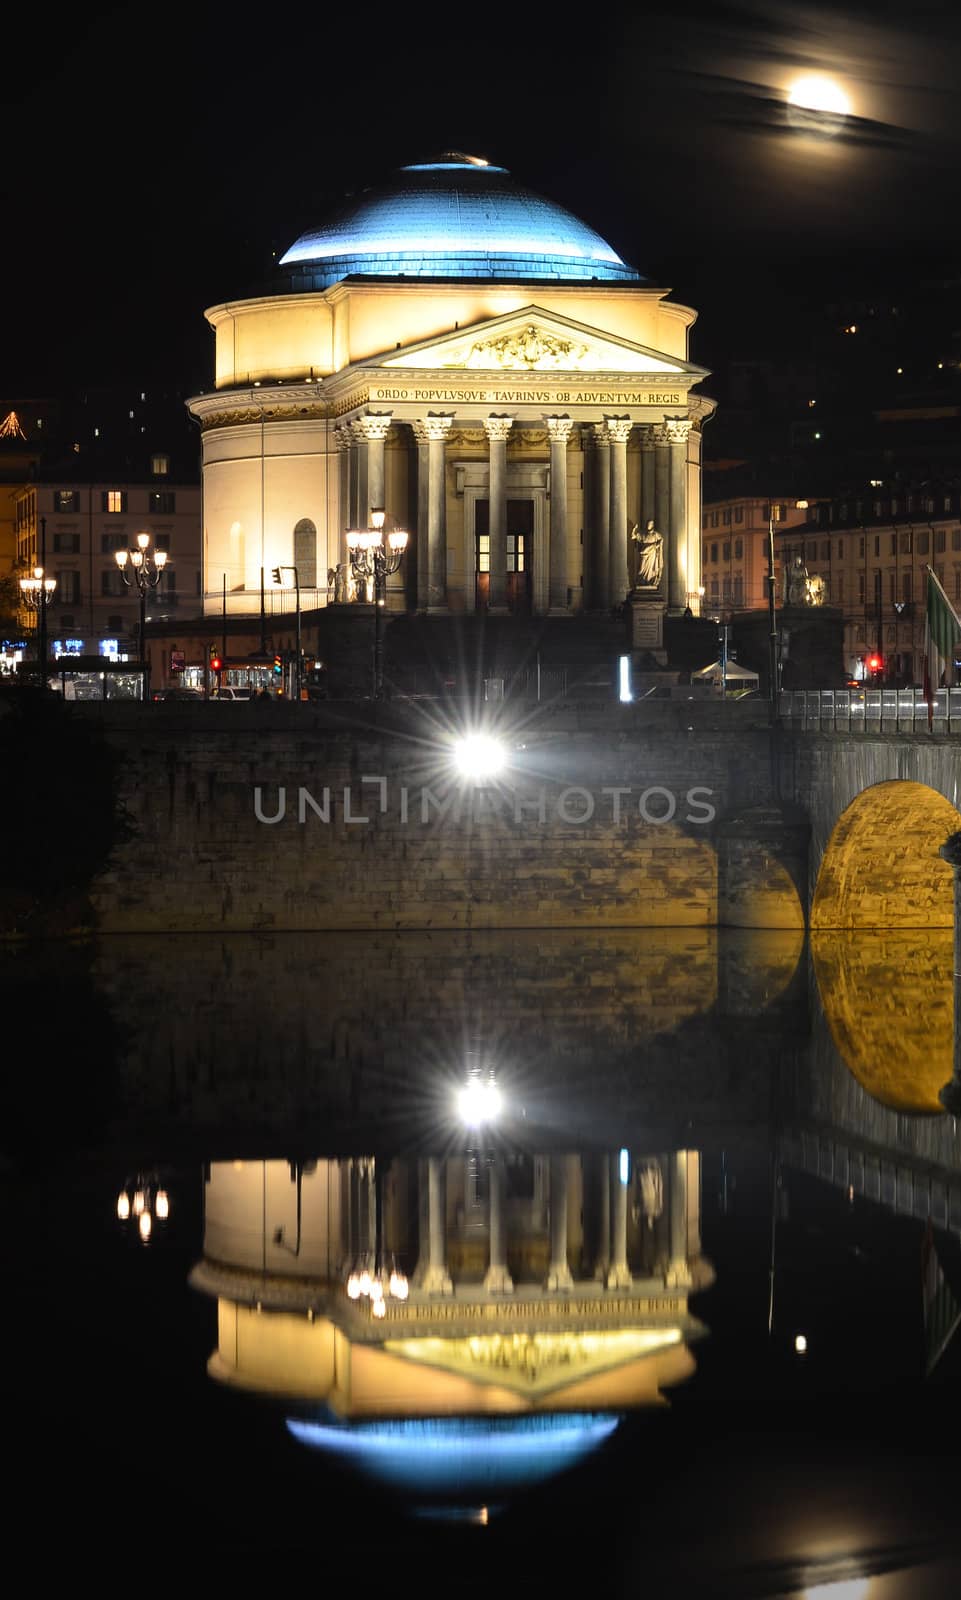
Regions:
[[924, 565, 961, 727]]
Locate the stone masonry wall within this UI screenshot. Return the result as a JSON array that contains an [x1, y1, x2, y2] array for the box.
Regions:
[[83, 701, 779, 933]]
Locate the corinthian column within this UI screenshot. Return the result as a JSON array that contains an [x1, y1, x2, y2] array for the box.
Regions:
[[546, 415, 575, 614], [546, 1154, 574, 1290], [417, 1156, 453, 1295], [653, 423, 671, 577], [411, 422, 430, 611], [357, 412, 392, 518], [666, 1149, 694, 1289], [592, 424, 611, 610], [423, 413, 454, 613], [607, 1151, 632, 1289], [606, 416, 633, 608], [483, 1158, 513, 1294], [638, 424, 657, 544], [665, 418, 692, 613], [484, 414, 514, 612]]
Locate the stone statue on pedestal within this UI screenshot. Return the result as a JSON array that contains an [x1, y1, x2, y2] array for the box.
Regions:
[[631, 519, 664, 590]]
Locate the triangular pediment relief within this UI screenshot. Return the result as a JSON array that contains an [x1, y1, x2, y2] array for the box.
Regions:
[[374, 306, 701, 378], [383, 1327, 685, 1399]]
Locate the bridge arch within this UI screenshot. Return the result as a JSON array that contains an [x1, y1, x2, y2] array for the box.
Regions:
[[811, 780, 960, 929]]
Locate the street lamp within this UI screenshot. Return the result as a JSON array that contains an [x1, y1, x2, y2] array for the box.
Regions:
[[115, 532, 167, 701], [346, 508, 409, 699], [19, 566, 57, 691], [116, 1170, 171, 1245]]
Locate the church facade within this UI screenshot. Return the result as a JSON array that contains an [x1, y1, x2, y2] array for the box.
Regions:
[[188, 154, 715, 621]]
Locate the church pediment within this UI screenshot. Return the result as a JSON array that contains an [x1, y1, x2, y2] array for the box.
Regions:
[[375, 306, 702, 378], [384, 1326, 685, 1399]]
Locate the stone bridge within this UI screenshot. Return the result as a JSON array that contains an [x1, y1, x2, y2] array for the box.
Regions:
[[4, 696, 961, 934]]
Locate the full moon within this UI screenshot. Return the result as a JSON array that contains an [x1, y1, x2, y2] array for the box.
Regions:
[[785, 74, 852, 135]]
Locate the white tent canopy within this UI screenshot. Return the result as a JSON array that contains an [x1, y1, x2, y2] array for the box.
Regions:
[[691, 659, 759, 683]]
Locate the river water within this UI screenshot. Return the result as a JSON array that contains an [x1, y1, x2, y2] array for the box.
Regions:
[[5, 928, 960, 1593]]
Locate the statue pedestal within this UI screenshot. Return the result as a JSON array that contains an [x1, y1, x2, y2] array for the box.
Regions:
[[629, 596, 668, 665]]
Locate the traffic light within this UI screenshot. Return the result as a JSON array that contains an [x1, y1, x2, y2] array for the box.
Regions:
[[866, 653, 883, 680], [273, 653, 283, 675], [209, 644, 222, 673]]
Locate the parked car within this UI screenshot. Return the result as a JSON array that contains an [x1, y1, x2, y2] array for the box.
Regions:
[[152, 686, 203, 702], [213, 686, 254, 701]]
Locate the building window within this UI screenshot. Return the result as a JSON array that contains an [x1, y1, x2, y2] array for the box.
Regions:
[[722, 509, 731, 525], [722, 578, 731, 601], [53, 532, 81, 553], [902, 572, 912, 603], [733, 575, 743, 606], [859, 536, 865, 557], [54, 490, 80, 513], [858, 574, 865, 603], [945, 496, 953, 513], [874, 536, 880, 555], [837, 539, 843, 558], [711, 512, 719, 527], [952, 529, 961, 551], [890, 498, 900, 516], [734, 538, 743, 558], [856, 625, 865, 643], [889, 571, 897, 603], [476, 533, 490, 573], [722, 541, 731, 560], [926, 496, 936, 514], [711, 543, 718, 562], [900, 530, 912, 554], [839, 504, 848, 522], [148, 490, 176, 514], [889, 533, 897, 555], [101, 532, 128, 553], [734, 506, 743, 523], [710, 579, 719, 599], [874, 500, 883, 518], [151, 453, 170, 476], [154, 534, 171, 552], [101, 569, 126, 596], [918, 531, 930, 555], [102, 490, 127, 514], [935, 529, 946, 553], [821, 540, 831, 560], [55, 571, 81, 604]]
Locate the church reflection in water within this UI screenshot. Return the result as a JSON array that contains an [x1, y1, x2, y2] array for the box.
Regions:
[[189, 1146, 710, 1501]]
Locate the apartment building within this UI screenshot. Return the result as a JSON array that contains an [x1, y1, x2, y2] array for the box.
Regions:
[[701, 496, 811, 616]]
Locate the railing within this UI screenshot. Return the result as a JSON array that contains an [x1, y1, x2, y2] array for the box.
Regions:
[[779, 686, 961, 731]]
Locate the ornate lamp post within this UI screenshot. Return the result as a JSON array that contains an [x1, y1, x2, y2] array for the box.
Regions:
[[346, 508, 408, 699], [115, 533, 167, 701], [19, 566, 57, 691]]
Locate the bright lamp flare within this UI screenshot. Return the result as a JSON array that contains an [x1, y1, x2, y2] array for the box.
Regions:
[[452, 734, 506, 782], [457, 1077, 503, 1126], [787, 75, 851, 115]]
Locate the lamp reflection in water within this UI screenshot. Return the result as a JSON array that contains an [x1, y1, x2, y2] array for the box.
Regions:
[[344, 1158, 408, 1313], [116, 1171, 170, 1244]]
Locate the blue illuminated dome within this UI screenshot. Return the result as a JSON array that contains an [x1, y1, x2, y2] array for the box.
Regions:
[[279, 152, 642, 289]]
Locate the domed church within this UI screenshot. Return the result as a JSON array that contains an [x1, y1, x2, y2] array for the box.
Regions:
[[188, 153, 714, 621]]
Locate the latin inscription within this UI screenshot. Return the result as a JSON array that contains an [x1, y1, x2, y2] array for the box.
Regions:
[[368, 387, 685, 406], [369, 1296, 686, 1321]]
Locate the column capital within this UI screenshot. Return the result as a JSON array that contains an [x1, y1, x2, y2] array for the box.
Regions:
[[545, 413, 575, 444], [605, 415, 633, 445], [484, 413, 515, 443], [422, 411, 456, 443], [663, 418, 692, 445], [592, 421, 611, 447], [636, 423, 657, 450], [652, 421, 674, 446], [331, 423, 352, 451], [356, 410, 393, 442]]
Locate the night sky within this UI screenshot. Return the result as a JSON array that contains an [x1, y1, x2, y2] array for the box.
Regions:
[[5, 0, 961, 393]]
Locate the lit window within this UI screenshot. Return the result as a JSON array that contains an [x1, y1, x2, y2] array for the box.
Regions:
[[103, 489, 125, 514], [151, 453, 170, 476]]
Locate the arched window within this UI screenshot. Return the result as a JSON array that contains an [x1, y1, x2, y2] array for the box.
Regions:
[[293, 518, 317, 587]]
